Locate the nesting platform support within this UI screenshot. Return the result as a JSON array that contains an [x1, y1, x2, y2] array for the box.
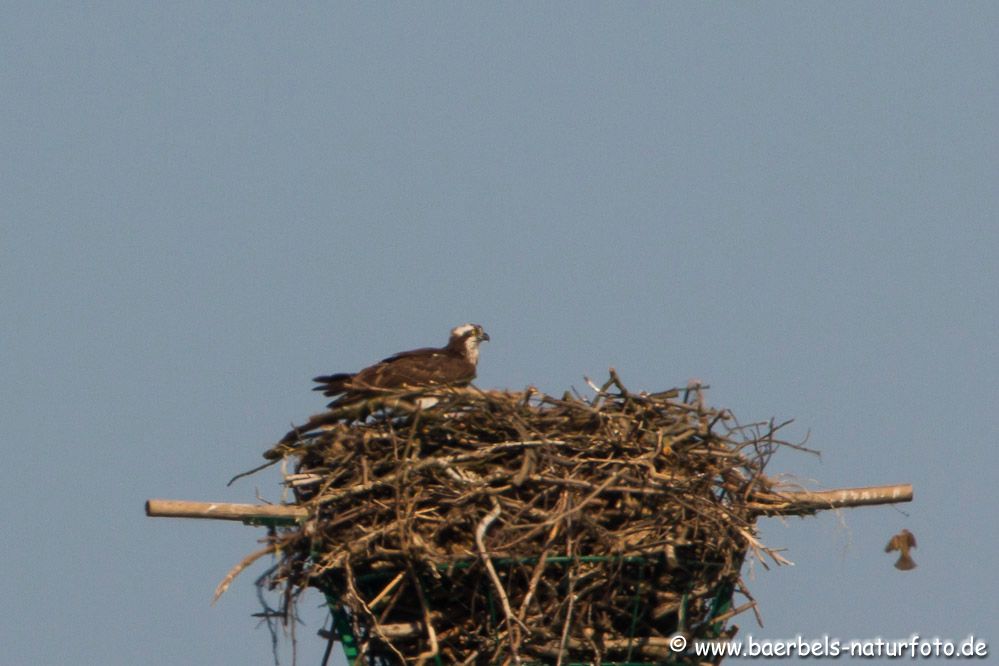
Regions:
[[145, 499, 307, 522], [747, 483, 913, 516], [146, 368, 924, 666], [145, 483, 913, 524]]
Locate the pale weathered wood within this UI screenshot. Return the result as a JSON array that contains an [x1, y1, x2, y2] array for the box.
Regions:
[[146, 483, 912, 525], [145, 499, 307, 521], [752, 483, 913, 515]]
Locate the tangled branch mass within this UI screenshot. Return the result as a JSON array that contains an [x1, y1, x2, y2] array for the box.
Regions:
[[242, 373, 797, 664]]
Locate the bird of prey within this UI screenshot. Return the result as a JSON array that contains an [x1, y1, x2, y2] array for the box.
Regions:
[[269, 324, 490, 453], [885, 529, 917, 570], [312, 323, 490, 406]]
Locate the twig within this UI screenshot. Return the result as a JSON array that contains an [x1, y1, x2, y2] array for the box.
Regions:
[[476, 500, 523, 664], [214, 543, 278, 603], [555, 538, 577, 666], [408, 559, 441, 666], [226, 458, 281, 486]]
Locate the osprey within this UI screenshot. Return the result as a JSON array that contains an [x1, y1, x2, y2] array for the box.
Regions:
[[312, 323, 490, 407], [270, 324, 489, 453]]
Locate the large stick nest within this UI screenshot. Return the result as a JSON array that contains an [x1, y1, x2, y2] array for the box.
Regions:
[[250, 373, 793, 665]]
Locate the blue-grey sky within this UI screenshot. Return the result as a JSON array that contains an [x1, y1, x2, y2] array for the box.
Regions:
[[3, 3, 997, 664]]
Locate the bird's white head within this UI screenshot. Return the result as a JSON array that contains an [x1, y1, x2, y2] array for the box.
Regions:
[[449, 323, 490, 364]]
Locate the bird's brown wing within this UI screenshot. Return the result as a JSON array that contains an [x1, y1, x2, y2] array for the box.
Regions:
[[311, 349, 446, 398], [377, 347, 443, 363], [886, 531, 917, 553], [313, 350, 476, 407], [353, 351, 476, 389]]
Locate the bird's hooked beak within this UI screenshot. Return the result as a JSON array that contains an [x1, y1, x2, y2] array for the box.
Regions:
[[478, 330, 490, 342]]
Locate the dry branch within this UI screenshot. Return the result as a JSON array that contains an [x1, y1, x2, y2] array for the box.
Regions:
[[754, 484, 913, 515], [145, 499, 307, 522]]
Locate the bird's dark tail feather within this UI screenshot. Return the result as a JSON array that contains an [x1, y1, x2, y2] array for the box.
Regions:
[[894, 554, 917, 570], [312, 373, 354, 396]]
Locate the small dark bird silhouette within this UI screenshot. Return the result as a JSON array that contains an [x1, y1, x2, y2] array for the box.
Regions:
[[885, 529, 917, 570]]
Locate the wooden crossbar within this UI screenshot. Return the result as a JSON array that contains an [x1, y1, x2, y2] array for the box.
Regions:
[[758, 483, 913, 513], [145, 499, 307, 522], [146, 483, 912, 525]]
